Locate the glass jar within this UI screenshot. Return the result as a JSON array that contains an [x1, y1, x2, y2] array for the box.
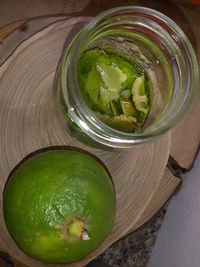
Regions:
[[57, 6, 199, 148]]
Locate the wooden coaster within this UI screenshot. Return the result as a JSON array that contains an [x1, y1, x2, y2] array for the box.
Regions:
[[0, 18, 172, 266]]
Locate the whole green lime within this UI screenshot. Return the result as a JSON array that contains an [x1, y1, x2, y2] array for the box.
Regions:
[[3, 149, 116, 264]]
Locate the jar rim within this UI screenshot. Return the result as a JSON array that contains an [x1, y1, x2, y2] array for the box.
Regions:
[[62, 6, 199, 147]]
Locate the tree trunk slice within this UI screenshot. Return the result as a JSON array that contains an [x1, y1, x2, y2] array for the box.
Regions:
[[0, 17, 171, 267]]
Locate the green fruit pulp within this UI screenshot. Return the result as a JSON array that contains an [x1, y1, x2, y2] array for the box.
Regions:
[[77, 48, 151, 132], [3, 150, 116, 264]]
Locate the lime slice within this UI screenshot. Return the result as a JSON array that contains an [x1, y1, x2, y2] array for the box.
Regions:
[[96, 62, 127, 104], [131, 75, 149, 114], [119, 96, 137, 117], [96, 113, 139, 132]]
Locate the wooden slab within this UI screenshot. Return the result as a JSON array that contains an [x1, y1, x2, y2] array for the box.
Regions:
[[0, 18, 171, 267]]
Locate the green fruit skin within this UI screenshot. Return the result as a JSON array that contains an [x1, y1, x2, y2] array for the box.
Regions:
[[3, 150, 116, 264]]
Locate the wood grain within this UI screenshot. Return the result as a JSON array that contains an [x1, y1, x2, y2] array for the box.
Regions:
[[132, 168, 181, 231], [0, 0, 90, 27], [0, 18, 171, 266], [170, 21, 200, 170], [0, 20, 26, 41], [0, 15, 71, 66]]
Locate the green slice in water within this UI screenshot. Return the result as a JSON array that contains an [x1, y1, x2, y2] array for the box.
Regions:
[[96, 62, 127, 104], [77, 48, 152, 133], [131, 75, 149, 114], [119, 96, 137, 117], [95, 113, 139, 133]]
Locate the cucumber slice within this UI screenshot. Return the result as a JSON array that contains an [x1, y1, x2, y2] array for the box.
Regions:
[[119, 96, 137, 117], [96, 113, 139, 133], [131, 75, 149, 114]]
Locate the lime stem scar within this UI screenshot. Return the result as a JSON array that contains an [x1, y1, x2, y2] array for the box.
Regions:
[[67, 218, 90, 240]]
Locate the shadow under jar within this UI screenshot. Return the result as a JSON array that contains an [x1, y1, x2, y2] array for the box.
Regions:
[[57, 6, 199, 148]]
